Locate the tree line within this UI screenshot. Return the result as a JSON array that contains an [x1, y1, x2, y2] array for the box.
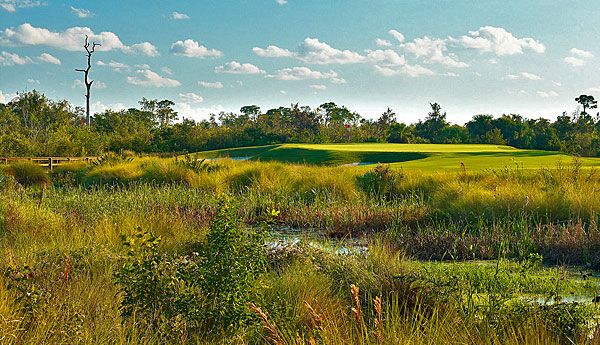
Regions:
[[0, 90, 599, 157]]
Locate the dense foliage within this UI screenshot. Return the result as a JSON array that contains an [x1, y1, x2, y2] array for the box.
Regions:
[[1, 90, 599, 157]]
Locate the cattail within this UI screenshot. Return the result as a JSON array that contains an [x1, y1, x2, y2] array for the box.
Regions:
[[247, 302, 284, 345], [63, 255, 71, 284], [304, 301, 324, 330], [350, 284, 361, 324], [373, 296, 383, 345]]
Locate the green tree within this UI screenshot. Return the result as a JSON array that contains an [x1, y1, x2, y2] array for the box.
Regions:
[[575, 95, 597, 115]]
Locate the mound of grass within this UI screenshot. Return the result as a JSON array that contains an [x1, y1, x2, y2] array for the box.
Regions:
[[8, 161, 51, 188]]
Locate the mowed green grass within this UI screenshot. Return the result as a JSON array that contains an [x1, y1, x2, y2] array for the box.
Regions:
[[194, 143, 600, 171]]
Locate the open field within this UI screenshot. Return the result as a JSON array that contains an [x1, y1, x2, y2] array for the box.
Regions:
[[194, 143, 600, 171]]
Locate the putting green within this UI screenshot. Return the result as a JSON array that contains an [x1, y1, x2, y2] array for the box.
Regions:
[[193, 143, 600, 171]]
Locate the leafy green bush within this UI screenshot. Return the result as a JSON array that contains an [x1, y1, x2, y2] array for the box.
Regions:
[[357, 163, 404, 200], [201, 200, 267, 329], [114, 228, 203, 340], [8, 161, 51, 188], [114, 201, 267, 339]]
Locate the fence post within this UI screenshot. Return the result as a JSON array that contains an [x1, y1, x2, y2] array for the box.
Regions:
[[49, 158, 53, 171]]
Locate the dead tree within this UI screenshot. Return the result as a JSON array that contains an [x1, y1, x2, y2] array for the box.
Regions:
[[75, 35, 100, 127]]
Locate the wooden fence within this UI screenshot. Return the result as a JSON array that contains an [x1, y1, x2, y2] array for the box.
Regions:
[[0, 157, 96, 171]]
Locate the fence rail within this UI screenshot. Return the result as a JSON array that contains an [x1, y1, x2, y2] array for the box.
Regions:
[[0, 157, 96, 170]]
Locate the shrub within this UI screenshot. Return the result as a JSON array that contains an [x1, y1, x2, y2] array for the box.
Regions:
[[201, 200, 267, 330], [8, 161, 50, 188], [357, 163, 404, 200], [114, 228, 203, 340], [140, 159, 200, 187]]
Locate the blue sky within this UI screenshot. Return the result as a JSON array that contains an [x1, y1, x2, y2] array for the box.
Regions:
[[1, 0, 599, 124]]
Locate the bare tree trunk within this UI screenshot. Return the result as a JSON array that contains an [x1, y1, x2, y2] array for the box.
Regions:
[[76, 35, 100, 127]]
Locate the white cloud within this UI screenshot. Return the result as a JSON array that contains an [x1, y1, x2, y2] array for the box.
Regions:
[[0, 51, 32, 66], [445, 72, 459, 77], [73, 79, 106, 89], [552, 81, 562, 87], [37, 52, 60, 64], [215, 61, 265, 74], [564, 48, 593, 67], [404, 36, 468, 68], [297, 38, 365, 64], [374, 64, 434, 78], [171, 11, 189, 20], [175, 103, 228, 121], [569, 48, 593, 59], [70, 6, 92, 18], [161, 67, 172, 75], [252, 45, 294, 57], [126, 42, 159, 57], [460, 26, 545, 55], [27, 78, 39, 84], [310, 84, 327, 90], [97, 60, 130, 71], [0, 1, 45, 13], [127, 69, 181, 87], [536, 91, 559, 98], [268, 66, 340, 81], [375, 38, 392, 47], [505, 72, 543, 81], [198, 81, 224, 89], [488, 58, 498, 64], [388, 29, 405, 43], [90, 101, 126, 114], [170, 39, 222, 58], [0, 90, 18, 103], [179, 92, 204, 103], [366, 49, 406, 66], [275, 0, 287, 4], [564, 56, 585, 67], [1, 23, 158, 56]]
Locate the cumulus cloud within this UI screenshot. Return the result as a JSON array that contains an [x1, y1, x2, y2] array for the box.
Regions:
[[37, 52, 60, 64], [268, 66, 340, 81], [171, 11, 189, 20], [564, 48, 593, 67], [215, 61, 265, 74], [1, 23, 159, 56], [505, 72, 543, 80], [252, 45, 294, 58], [179, 92, 204, 103], [404, 37, 468, 68], [388, 29, 405, 43], [275, 0, 287, 4], [459, 26, 545, 55], [0, 90, 18, 103], [126, 42, 159, 57], [198, 81, 224, 89], [170, 39, 222, 58], [127, 69, 181, 87], [70, 6, 92, 18], [366, 49, 406, 66], [310, 84, 327, 90], [252, 38, 365, 65], [375, 38, 392, 47], [374, 64, 434, 78], [0, 0, 45, 12], [297, 38, 365, 64], [73, 79, 106, 89], [0, 51, 32, 66], [97, 60, 130, 71], [570, 48, 593, 59]]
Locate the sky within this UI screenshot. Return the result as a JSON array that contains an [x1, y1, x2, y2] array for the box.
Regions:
[[1, 0, 600, 124]]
